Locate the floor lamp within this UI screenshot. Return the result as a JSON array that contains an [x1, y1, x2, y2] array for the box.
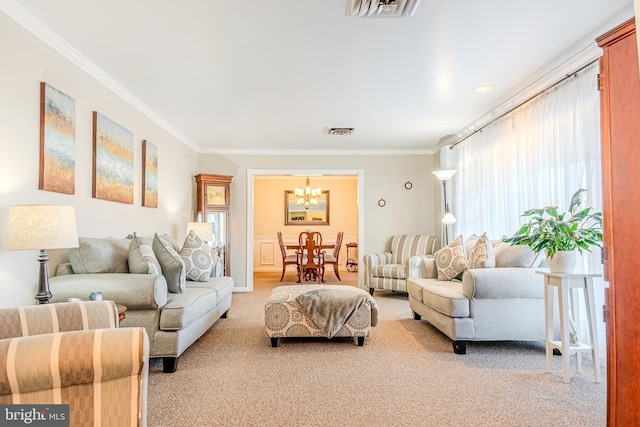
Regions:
[[432, 170, 457, 245], [5, 205, 79, 304]]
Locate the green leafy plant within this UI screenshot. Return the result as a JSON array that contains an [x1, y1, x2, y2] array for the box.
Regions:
[[503, 189, 603, 259]]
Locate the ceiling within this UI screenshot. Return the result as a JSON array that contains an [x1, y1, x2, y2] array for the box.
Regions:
[[4, 0, 634, 154]]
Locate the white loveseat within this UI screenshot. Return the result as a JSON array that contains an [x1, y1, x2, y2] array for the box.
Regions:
[[408, 234, 556, 354]]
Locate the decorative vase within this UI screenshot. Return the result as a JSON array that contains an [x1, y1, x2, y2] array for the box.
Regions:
[[546, 250, 577, 274]]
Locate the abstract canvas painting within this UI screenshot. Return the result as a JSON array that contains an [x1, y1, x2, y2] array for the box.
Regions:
[[39, 82, 75, 194], [142, 140, 158, 208], [92, 111, 134, 204]]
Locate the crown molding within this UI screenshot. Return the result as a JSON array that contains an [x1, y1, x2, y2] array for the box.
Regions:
[[0, 0, 201, 152], [442, 5, 635, 149], [202, 148, 436, 156]]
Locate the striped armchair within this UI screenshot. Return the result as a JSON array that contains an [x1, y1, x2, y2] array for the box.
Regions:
[[0, 301, 149, 427], [363, 234, 437, 295]]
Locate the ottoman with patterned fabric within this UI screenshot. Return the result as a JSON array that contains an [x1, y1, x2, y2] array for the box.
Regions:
[[265, 284, 378, 347]]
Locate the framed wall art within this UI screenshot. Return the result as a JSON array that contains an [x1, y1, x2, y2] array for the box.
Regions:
[[142, 140, 158, 208], [92, 111, 134, 204], [39, 82, 76, 194]]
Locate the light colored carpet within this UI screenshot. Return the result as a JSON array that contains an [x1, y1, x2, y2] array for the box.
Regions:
[[147, 271, 606, 426]]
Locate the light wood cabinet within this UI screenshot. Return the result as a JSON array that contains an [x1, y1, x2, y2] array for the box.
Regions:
[[597, 18, 640, 425], [195, 173, 233, 276]]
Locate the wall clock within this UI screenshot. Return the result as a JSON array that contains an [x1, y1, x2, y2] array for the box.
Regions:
[[404, 181, 413, 190], [207, 186, 226, 206], [378, 198, 386, 207]]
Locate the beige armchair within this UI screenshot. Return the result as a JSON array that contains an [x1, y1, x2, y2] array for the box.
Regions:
[[0, 300, 149, 427], [363, 234, 437, 295]]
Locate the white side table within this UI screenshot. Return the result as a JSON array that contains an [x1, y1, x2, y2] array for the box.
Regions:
[[537, 271, 602, 383]]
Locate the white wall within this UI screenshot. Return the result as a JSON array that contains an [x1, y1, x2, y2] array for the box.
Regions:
[[199, 154, 439, 288], [0, 12, 199, 307]]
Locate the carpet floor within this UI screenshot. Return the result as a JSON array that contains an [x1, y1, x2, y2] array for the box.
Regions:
[[147, 271, 606, 426]]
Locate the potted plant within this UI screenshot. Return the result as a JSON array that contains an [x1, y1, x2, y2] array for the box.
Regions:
[[503, 189, 603, 273]]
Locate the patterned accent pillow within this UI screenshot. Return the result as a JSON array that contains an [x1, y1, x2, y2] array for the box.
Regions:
[[180, 230, 214, 282], [152, 234, 186, 293], [434, 235, 467, 281], [128, 234, 162, 275], [468, 232, 496, 269]]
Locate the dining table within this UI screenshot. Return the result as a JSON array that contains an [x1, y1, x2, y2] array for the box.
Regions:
[[285, 243, 335, 250]]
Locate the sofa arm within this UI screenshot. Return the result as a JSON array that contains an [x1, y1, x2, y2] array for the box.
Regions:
[[461, 268, 544, 300], [0, 328, 148, 426], [49, 273, 168, 310], [362, 253, 393, 287], [0, 301, 118, 339], [407, 255, 435, 278]]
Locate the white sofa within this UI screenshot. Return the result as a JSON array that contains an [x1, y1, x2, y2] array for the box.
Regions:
[[408, 236, 556, 354], [49, 234, 233, 373]]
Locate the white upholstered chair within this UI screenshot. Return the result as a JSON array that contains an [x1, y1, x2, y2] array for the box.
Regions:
[[363, 234, 437, 295]]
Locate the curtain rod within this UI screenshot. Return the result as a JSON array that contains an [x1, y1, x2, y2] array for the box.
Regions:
[[450, 58, 599, 149]]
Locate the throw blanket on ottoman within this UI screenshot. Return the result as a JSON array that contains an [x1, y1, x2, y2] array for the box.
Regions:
[[295, 287, 378, 338], [265, 285, 378, 347]]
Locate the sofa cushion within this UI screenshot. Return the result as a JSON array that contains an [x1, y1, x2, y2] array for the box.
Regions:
[[69, 237, 130, 274], [410, 278, 469, 318], [434, 235, 467, 281], [179, 230, 215, 282], [128, 234, 162, 275], [468, 232, 496, 269], [371, 264, 405, 279], [152, 234, 186, 293], [493, 242, 542, 268], [187, 276, 235, 304], [160, 287, 218, 330]]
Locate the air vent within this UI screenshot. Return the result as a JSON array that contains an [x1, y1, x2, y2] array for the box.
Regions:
[[346, 0, 422, 18], [327, 127, 357, 136]]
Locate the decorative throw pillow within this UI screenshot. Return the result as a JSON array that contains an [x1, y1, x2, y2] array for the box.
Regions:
[[152, 233, 186, 293], [493, 242, 542, 268], [159, 234, 180, 252], [128, 234, 162, 275], [468, 232, 496, 269], [434, 235, 467, 281], [180, 230, 215, 281], [422, 257, 438, 279], [463, 234, 480, 258], [69, 237, 130, 274]]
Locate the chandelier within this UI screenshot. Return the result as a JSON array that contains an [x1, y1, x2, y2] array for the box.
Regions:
[[295, 177, 321, 209]]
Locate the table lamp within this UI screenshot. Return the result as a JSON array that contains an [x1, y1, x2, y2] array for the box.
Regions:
[[5, 205, 79, 304]]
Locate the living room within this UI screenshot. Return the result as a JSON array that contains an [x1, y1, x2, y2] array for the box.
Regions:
[[1, 1, 638, 425]]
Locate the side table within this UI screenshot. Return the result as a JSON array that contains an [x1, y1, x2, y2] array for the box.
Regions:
[[116, 303, 127, 323], [537, 271, 601, 383]]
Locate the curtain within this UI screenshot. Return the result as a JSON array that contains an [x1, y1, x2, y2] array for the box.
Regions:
[[442, 62, 604, 346], [446, 62, 602, 256]]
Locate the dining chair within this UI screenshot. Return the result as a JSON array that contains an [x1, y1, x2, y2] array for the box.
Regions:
[[277, 232, 298, 281], [297, 231, 325, 283], [323, 231, 343, 281]]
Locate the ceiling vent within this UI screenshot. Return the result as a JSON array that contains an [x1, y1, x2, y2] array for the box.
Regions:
[[346, 0, 422, 18], [327, 127, 357, 136]]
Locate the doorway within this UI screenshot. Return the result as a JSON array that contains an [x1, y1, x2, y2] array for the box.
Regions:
[[246, 169, 364, 291]]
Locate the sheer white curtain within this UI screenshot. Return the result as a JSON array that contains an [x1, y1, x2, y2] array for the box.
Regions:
[[445, 62, 602, 260], [441, 62, 604, 351]]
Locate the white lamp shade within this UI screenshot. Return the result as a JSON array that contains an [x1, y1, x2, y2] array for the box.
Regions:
[[187, 222, 213, 241], [432, 170, 457, 181], [442, 212, 457, 225], [6, 205, 79, 250]]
